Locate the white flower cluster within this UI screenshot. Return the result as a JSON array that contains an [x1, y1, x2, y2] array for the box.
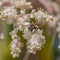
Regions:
[[14, 14, 30, 31], [10, 30, 22, 58], [23, 29, 45, 54], [23, 25, 45, 54], [31, 10, 53, 24], [0, 0, 54, 58], [10, 39, 22, 58], [1, 7, 17, 24]]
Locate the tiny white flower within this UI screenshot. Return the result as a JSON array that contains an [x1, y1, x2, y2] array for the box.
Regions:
[[20, 10, 25, 14], [34, 11, 44, 20], [58, 45, 60, 49]]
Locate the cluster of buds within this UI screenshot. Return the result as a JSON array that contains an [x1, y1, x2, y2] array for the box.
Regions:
[[0, 0, 54, 58]]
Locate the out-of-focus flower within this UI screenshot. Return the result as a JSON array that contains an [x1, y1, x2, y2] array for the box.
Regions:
[[13, 0, 32, 9], [0, 33, 4, 40]]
